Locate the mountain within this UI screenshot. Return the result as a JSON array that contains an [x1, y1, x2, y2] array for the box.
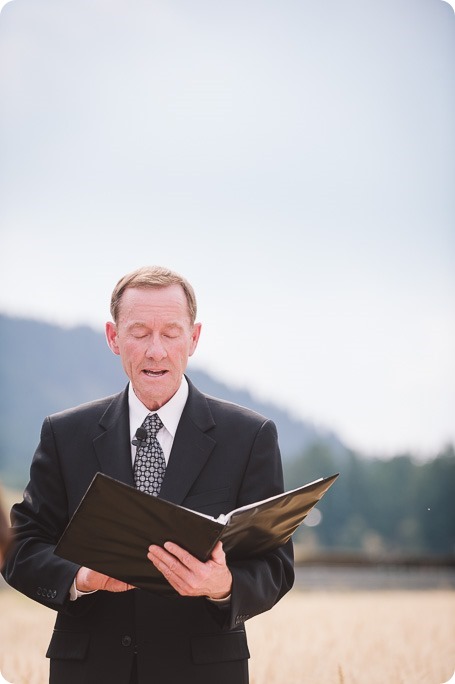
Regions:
[[0, 314, 347, 486]]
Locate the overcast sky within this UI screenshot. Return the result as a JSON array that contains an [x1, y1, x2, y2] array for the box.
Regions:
[[0, 0, 454, 457]]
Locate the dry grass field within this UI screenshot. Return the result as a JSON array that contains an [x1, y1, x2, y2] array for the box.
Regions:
[[0, 587, 454, 684]]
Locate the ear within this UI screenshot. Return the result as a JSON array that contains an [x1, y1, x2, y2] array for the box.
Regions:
[[105, 321, 120, 356], [189, 322, 202, 357]]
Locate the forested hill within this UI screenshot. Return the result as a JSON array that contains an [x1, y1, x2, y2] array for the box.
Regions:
[[1, 313, 454, 556]]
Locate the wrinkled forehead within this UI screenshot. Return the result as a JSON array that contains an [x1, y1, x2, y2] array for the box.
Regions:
[[117, 285, 193, 326]]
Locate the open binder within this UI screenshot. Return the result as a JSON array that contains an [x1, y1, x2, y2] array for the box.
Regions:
[[55, 471, 339, 595]]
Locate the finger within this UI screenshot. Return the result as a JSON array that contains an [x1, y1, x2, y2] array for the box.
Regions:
[[147, 545, 184, 579], [163, 542, 201, 571], [147, 548, 192, 594], [103, 574, 135, 591], [148, 543, 201, 581], [147, 544, 169, 562]]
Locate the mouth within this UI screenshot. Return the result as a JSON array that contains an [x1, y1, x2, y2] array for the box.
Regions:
[[142, 369, 168, 378]]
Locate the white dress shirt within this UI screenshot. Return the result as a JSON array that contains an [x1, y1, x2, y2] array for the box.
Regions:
[[128, 376, 189, 467]]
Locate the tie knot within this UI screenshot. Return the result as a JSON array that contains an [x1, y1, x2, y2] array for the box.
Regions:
[[143, 413, 163, 438]]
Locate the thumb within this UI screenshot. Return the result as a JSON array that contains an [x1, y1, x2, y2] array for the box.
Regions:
[[210, 540, 226, 564]]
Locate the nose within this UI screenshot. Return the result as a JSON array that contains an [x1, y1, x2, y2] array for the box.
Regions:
[[145, 334, 167, 361]]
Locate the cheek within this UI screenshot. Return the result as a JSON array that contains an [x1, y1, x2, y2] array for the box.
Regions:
[[170, 342, 192, 366], [121, 341, 144, 362]]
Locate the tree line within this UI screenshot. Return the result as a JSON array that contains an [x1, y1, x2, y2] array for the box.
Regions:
[[284, 442, 455, 557]]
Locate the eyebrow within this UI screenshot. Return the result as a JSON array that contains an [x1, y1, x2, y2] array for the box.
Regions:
[[128, 321, 184, 331]]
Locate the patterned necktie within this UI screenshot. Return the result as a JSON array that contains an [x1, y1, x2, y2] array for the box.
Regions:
[[133, 413, 166, 496]]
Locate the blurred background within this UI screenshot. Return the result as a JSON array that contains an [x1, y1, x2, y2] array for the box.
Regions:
[[1, 0, 454, 582]]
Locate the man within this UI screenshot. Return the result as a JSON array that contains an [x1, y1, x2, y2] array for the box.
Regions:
[[2, 265, 294, 684]]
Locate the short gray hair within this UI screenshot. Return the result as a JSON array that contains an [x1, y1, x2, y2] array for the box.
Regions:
[[110, 265, 198, 324]]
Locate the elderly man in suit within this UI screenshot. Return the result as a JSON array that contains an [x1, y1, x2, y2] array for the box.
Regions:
[[2, 265, 294, 684]]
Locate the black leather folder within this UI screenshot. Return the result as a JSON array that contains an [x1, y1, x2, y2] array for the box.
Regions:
[[55, 472, 339, 595]]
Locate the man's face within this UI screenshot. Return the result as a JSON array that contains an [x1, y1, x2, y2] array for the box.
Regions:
[[105, 284, 201, 410]]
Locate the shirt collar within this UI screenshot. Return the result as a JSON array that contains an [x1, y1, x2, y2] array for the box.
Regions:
[[128, 376, 189, 440]]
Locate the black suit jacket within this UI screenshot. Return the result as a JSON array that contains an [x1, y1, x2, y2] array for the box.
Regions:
[[2, 378, 294, 684]]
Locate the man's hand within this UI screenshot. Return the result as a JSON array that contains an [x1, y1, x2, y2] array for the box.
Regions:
[[147, 540, 232, 599], [75, 567, 135, 593]]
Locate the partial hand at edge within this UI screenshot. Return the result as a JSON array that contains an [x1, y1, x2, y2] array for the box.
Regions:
[[75, 566, 135, 593]]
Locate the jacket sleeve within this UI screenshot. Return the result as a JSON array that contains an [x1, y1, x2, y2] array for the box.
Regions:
[[1, 417, 85, 612], [224, 419, 295, 630]]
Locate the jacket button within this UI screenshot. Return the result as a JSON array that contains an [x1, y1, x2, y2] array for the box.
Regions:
[[122, 636, 132, 647], [51, 590, 57, 599]]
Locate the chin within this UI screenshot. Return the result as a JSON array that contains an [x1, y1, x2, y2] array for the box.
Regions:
[[141, 385, 174, 408]]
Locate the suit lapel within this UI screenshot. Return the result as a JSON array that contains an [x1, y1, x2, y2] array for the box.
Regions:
[[92, 388, 136, 487], [159, 380, 216, 505], [91, 380, 216, 502]]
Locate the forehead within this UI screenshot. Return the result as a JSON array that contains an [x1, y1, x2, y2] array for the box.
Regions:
[[117, 285, 191, 324]]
